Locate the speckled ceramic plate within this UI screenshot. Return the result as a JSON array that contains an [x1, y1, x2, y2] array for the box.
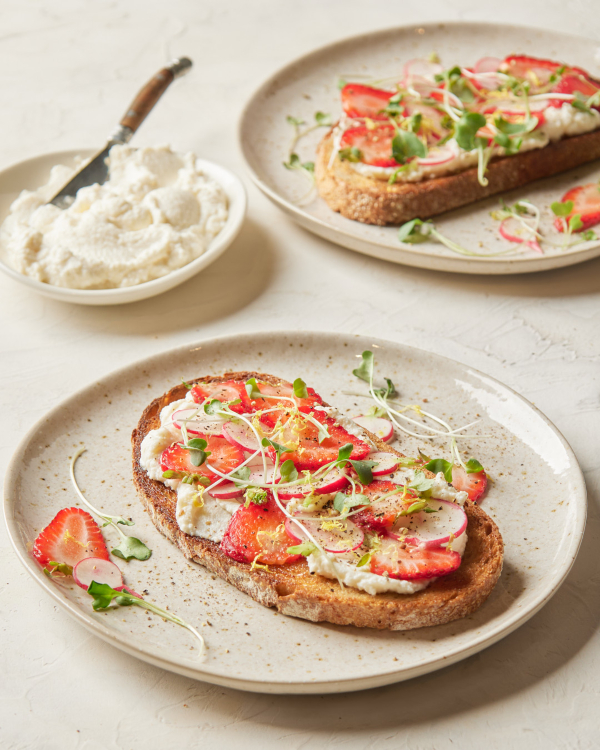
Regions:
[[240, 22, 600, 274], [3, 331, 586, 693], [0, 149, 246, 305]]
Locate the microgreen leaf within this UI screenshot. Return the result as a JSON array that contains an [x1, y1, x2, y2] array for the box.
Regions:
[[392, 129, 427, 164], [333, 491, 369, 514], [261, 437, 289, 457], [293, 377, 309, 399], [287, 541, 317, 556], [181, 379, 193, 390], [337, 77, 348, 90], [409, 470, 435, 493], [283, 153, 315, 173], [465, 457, 484, 473], [356, 552, 372, 568], [551, 200, 573, 217], [280, 459, 298, 483], [231, 465, 251, 482], [398, 218, 431, 244], [572, 92, 592, 113], [337, 443, 354, 462], [494, 115, 534, 135], [286, 116, 304, 127], [339, 147, 363, 162], [315, 111, 332, 126], [424, 458, 454, 483], [203, 399, 223, 416], [374, 377, 396, 400], [350, 460, 376, 485], [44, 561, 74, 577], [366, 405, 388, 418], [454, 112, 486, 151], [569, 214, 584, 232], [245, 377, 263, 400], [111, 536, 152, 562], [399, 500, 429, 516], [352, 350, 374, 384], [582, 229, 597, 241]]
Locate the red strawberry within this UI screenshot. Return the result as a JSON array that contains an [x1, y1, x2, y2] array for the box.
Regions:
[[451, 465, 488, 503], [369, 537, 461, 580], [247, 379, 323, 417], [33, 507, 109, 569], [552, 73, 600, 101], [160, 433, 245, 480], [502, 55, 562, 89], [352, 480, 414, 533], [341, 83, 398, 119], [553, 183, 600, 233], [339, 124, 397, 167], [190, 380, 251, 415], [262, 409, 370, 471], [220, 494, 300, 565]]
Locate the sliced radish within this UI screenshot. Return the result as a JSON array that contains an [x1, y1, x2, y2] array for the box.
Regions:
[[248, 465, 280, 485], [403, 59, 443, 82], [222, 421, 262, 452], [285, 516, 364, 554], [499, 217, 543, 254], [171, 408, 224, 436], [417, 144, 456, 166], [480, 98, 549, 116], [208, 482, 244, 500], [352, 415, 394, 442], [276, 468, 349, 500], [390, 498, 467, 549], [73, 557, 124, 591], [474, 57, 503, 74], [368, 451, 399, 476]]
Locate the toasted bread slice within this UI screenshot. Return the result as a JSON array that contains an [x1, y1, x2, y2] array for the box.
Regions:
[[131, 372, 503, 630], [315, 128, 600, 226]]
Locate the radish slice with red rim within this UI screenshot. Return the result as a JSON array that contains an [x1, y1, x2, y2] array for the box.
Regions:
[[208, 482, 244, 500], [352, 416, 394, 442], [368, 452, 399, 476], [417, 145, 456, 167], [276, 468, 349, 500], [390, 498, 467, 549], [474, 57, 503, 74], [403, 59, 443, 81], [222, 421, 262, 452], [285, 516, 364, 554], [73, 557, 124, 590], [171, 408, 224, 436], [499, 218, 543, 254]]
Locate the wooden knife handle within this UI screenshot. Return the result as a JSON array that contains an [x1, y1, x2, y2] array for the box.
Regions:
[[119, 57, 192, 134]]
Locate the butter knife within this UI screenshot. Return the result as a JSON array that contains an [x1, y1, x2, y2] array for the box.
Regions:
[[48, 57, 192, 208]]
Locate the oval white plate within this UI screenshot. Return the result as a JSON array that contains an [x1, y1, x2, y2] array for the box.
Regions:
[[240, 22, 600, 274], [0, 149, 246, 304], [3, 331, 586, 693]]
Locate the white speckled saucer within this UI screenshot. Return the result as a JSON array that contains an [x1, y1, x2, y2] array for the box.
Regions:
[[3, 331, 586, 693], [0, 149, 246, 305], [239, 22, 600, 274]]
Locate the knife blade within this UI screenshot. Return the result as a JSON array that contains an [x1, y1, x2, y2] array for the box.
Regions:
[[49, 57, 192, 209]]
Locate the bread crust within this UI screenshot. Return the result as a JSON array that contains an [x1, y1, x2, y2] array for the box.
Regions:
[[315, 128, 600, 226], [131, 372, 504, 630]]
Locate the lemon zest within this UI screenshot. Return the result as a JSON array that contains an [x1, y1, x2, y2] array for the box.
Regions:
[[64, 529, 87, 548]]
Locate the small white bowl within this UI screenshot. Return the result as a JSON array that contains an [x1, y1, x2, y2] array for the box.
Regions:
[[0, 149, 246, 305]]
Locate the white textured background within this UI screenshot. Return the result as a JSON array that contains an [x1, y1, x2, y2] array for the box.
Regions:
[[1, 1, 599, 748]]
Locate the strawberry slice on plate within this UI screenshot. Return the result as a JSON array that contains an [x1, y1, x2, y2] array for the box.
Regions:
[[220, 494, 301, 565], [553, 183, 600, 233], [369, 538, 461, 580], [351, 480, 410, 533], [341, 83, 397, 119], [160, 434, 245, 480], [33, 507, 109, 569], [339, 124, 397, 167], [190, 380, 251, 415], [451, 465, 488, 503], [262, 409, 371, 471]]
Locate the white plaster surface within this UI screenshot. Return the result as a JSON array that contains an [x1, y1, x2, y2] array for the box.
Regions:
[[1, 1, 599, 748]]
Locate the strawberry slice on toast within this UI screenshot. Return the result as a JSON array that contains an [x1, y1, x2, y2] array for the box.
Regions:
[[351, 480, 412, 533], [553, 183, 600, 232], [220, 494, 301, 565], [160, 434, 245, 480], [451, 465, 488, 503], [247, 379, 323, 416], [369, 538, 461, 580], [341, 83, 398, 119], [339, 124, 397, 167], [190, 380, 251, 415], [33, 507, 109, 569]]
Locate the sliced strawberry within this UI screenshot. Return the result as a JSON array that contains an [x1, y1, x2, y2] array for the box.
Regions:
[[351, 480, 412, 533], [247, 379, 323, 418], [552, 73, 600, 101], [369, 537, 461, 580], [502, 55, 562, 90], [451, 465, 488, 503], [33, 507, 109, 569], [160, 433, 245, 480], [554, 183, 600, 233], [190, 380, 251, 415], [262, 409, 371, 471], [341, 83, 397, 119], [340, 124, 397, 167], [404, 101, 449, 143], [220, 494, 300, 565]]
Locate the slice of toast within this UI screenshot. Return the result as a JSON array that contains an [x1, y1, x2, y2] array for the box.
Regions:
[[315, 128, 600, 226], [131, 372, 504, 630]]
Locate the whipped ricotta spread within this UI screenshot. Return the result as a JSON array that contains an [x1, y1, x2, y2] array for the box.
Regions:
[[139, 380, 470, 595], [1, 144, 229, 289], [346, 104, 600, 183]]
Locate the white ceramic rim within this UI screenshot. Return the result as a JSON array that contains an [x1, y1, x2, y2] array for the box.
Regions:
[[238, 20, 600, 275], [2, 331, 587, 693], [0, 149, 247, 305]]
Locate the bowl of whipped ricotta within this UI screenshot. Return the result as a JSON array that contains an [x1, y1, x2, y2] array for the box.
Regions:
[[0, 145, 246, 305]]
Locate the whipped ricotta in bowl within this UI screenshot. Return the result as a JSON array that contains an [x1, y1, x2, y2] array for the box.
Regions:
[[0, 144, 229, 289]]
